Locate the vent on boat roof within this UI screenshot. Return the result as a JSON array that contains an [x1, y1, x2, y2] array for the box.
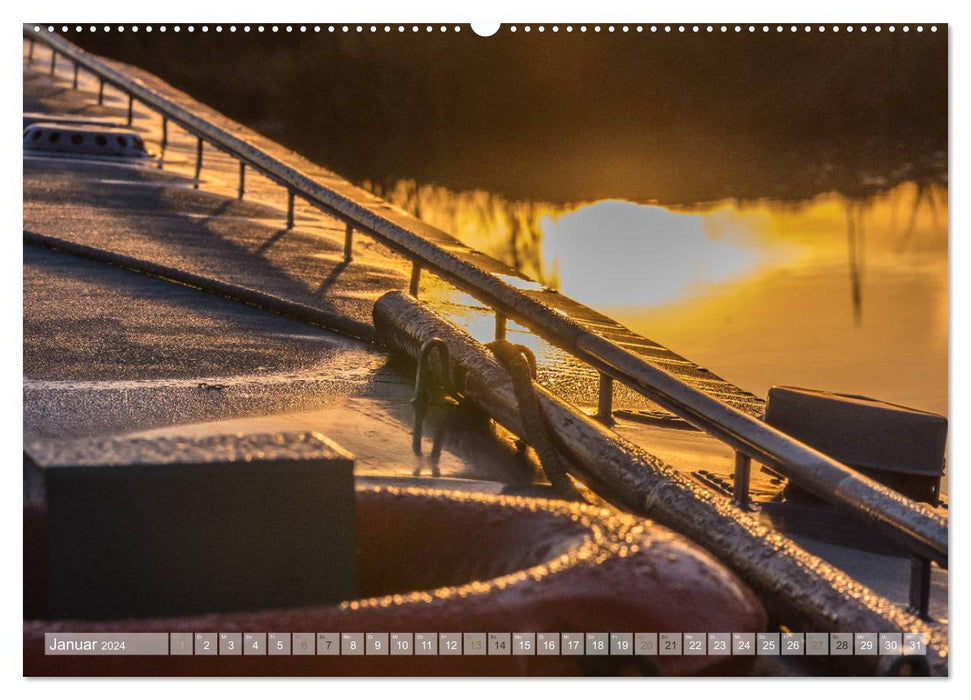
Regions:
[[22, 112, 121, 130], [24, 122, 149, 159]]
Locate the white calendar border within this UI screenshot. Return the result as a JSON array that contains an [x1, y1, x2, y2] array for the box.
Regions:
[[3, 0, 965, 697]]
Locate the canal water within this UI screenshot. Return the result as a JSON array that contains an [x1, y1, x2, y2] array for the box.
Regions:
[[372, 179, 948, 421], [554, 185, 948, 419]]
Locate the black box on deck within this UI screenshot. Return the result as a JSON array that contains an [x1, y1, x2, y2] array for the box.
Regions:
[[765, 386, 947, 504], [27, 431, 357, 620]]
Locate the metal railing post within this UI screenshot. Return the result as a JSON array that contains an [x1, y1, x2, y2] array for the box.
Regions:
[[343, 224, 353, 262], [237, 162, 245, 199], [193, 137, 203, 189], [597, 373, 614, 424], [97, 79, 104, 105], [49, 49, 56, 75], [27, 37, 35, 61], [909, 555, 932, 620], [495, 312, 507, 341], [157, 116, 168, 170], [72, 62, 78, 89], [286, 190, 295, 230], [409, 262, 422, 297], [126, 94, 134, 126], [732, 451, 755, 511]]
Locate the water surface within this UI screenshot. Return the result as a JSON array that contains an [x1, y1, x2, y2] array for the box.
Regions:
[[375, 180, 947, 419], [547, 184, 948, 417]]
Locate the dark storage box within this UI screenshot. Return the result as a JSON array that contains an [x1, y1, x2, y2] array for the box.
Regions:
[[27, 431, 357, 620], [765, 386, 947, 504]]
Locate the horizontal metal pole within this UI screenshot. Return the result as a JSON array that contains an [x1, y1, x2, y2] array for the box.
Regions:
[[25, 27, 946, 567], [373, 291, 947, 676]]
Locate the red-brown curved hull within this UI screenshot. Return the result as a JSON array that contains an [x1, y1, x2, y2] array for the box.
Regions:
[[25, 486, 766, 676]]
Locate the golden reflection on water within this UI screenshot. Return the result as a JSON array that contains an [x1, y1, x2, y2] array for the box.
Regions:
[[363, 179, 566, 286], [556, 183, 947, 418], [373, 179, 947, 419], [540, 200, 788, 308], [545, 183, 947, 308]]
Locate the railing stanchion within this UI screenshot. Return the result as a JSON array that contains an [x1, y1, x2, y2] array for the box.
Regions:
[[72, 62, 78, 89], [158, 117, 167, 170], [97, 79, 104, 105], [597, 373, 614, 424], [193, 137, 203, 189], [409, 262, 422, 298], [286, 190, 295, 230], [237, 162, 246, 199], [495, 313, 507, 341], [126, 94, 134, 126], [343, 224, 354, 262], [49, 49, 56, 75], [909, 555, 933, 620], [27, 37, 35, 61], [732, 452, 755, 511]]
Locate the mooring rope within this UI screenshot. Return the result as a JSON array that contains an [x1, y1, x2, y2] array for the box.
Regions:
[[486, 339, 576, 495]]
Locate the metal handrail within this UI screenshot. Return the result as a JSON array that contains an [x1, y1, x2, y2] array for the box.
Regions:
[[23, 28, 947, 574]]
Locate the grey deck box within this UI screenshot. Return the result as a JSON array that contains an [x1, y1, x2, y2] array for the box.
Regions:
[[765, 386, 947, 504], [27, 431, 357, 620]]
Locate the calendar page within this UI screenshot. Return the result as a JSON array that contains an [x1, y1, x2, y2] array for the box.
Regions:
[[20, 6, 950, 684]]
